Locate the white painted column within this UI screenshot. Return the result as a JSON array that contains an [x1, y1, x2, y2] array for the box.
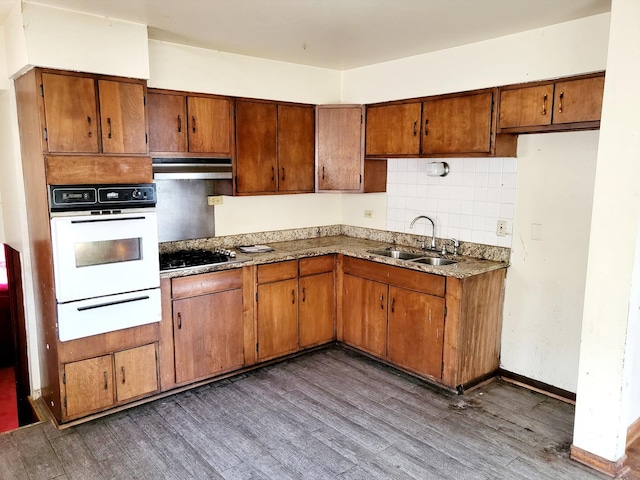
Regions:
[[573, 0, 640, 464]]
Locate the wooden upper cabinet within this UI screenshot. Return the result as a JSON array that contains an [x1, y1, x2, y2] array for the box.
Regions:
[[365, 103, 421, 156], [148, 91, 233, 156], [98, 80, 147, 154], [41, 72, 147, 155], [188, 96, 232, 154], [42, 73, 100, 153], [422, 92, 494, 155], [277, 104, 315, 193], [316, 105, 365, 192], [498, 85, 554, 129], [235, 100, 278, 194], [147, 92, 188, 153], [498, 72, 605, 132], [552, 76, 605, 125]]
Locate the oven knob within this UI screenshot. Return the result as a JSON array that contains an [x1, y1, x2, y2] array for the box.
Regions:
[[131, 189, 142, 199]]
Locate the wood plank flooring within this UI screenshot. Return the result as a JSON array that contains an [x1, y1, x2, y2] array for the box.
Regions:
[[0, 347, 608, 479]]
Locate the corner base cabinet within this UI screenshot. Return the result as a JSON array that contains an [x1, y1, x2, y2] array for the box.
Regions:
[[340, 257, 505, 390]]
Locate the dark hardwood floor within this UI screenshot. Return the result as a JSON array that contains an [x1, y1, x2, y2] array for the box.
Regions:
[[0, 347, 608, 479]]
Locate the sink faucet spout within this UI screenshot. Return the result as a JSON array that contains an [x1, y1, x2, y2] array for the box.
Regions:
[[409, 215, 436, 250]]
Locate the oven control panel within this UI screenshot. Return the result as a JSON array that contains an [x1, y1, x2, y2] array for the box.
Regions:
[[49, 184, 156, 212]]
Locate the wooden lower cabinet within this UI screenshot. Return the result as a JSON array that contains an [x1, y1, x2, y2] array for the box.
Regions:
[[257, 278, 299, 360], [171, 270, 245, 385], [63, 343, 159, 419], [299, 271, 335, 348], [342, 274, 388, 357], [387, 286, 445, 379]]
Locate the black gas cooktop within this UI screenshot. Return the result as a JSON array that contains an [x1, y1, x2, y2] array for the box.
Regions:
[[159, 249, 245, 272]]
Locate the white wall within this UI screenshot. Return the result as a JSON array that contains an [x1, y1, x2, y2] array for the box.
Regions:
[[341, 14, 610, 392], [341, 193, 387, 230], [2, 2, 27, 81], [0, 25, 8, 90], [502, 132, 598, 392], [573, 0, 640, 462]]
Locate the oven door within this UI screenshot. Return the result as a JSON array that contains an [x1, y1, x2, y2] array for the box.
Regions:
[[51, 211, 160, 303], [57, 288, 161, 341]]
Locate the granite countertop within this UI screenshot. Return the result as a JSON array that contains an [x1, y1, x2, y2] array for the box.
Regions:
[[160, 235, 508, 280]]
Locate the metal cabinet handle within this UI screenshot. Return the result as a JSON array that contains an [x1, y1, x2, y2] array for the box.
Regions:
[[282, 167, 285, 182], [192, 116, 197, 133], [121, 366, 126, 384], [380, 294, 384, 310], [271, 166, 275, 182], [558, 92, 564, 113], [322, 166, 325, 180], [542, 94, 548, 115], [87, 116, 93, 137], [302, 287, 306, 302], [291, 289, 295, 304], [103, 371, 108, 390], [413, 121, 417, 136], [424, 119, 429, 136], [177, 312, 182, 329], [391, 297, 395, 313], [177, 115, 182, 133], [107, 117, 112, 138]]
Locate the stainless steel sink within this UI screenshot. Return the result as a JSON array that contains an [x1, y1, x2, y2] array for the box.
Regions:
[[410, 257, 457, 266], [367, 249, 424, 260]]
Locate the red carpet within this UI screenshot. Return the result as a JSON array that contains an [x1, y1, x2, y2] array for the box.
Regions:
[[0, 367, 18, 432]]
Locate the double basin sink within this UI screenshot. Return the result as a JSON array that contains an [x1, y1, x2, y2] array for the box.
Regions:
[[367, 249, 457, 266]]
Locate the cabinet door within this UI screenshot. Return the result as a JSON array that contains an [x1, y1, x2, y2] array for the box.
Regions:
[[257, 279, 299, 360], [388, 286, 445, 379], [187, 96, 232, 154], [98, 80, 147, 154], [316, 106, 364, 191], [342, 274, 387, 358], [278, 105, 315, 193], [173, 289, 244, 384], [236, 101, 278, 193], [113, 344, 158, 402], [64, 355, 113, 418], [498, 85, 554, 129], [422, 92, 493, 154], [552, 76, 605, 125], [42, 73, 100, 153], [148, 92, 188, 153], [365, 103, 421, 156], [299, 272, 335, 348]]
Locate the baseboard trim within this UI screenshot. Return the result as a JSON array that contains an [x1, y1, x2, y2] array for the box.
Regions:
[[627, 416, 640, 447], [570, 445, 629, 478], [498, 368, 576, 404]]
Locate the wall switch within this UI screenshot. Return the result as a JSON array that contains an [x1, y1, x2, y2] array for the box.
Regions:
[[364, 210, 373, 218], [496, 220, 508, 237], [207, 196, 223, 206]]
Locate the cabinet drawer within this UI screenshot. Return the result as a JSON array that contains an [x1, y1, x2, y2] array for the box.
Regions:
[[299, 255, 334, 276], [343, 257, 445, 297], [171, 269, 243, 299], [257, 260, 298, 284]]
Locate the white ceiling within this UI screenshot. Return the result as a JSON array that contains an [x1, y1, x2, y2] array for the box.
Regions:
[[3, 0, 611, 70]]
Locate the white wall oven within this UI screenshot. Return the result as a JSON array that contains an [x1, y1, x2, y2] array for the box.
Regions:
[[49, 184, 161, 342]]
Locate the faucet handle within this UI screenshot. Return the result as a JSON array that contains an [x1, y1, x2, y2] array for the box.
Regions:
[[416, 238, 426, 250], [450, 238, 460, 255]]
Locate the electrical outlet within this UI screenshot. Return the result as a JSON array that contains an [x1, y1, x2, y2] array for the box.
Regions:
[[207, 196, 223, 206], [364, 210, 373, 218], [496, 220, 508, 237]]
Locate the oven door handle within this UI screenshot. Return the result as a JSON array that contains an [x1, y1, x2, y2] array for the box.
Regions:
[[77, 295, 150, 312], [71, 216, 147, 224]]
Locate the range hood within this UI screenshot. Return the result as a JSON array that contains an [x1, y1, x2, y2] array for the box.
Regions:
[[152, 158, 232, 180]]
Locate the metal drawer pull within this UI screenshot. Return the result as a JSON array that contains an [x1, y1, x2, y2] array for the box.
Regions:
[[542, 94, 548, 115], [558, 92, 564, 113], [103, 371, 108, 390], [177, 115, 182, 133], [77, 295, 149, 312], [121, 366, 126, 384], [71, 216, 145, 224]]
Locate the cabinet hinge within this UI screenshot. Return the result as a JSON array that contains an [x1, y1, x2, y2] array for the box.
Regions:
[[62, 373, 66, 384], [39, 84, 44, 97], [43, 128, 48, 142]]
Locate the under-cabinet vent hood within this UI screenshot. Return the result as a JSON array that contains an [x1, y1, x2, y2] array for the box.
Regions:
[[152, 158, 232, 180]]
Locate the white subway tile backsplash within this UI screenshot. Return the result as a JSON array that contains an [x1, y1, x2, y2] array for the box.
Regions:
[[386, 157, 517, 247]]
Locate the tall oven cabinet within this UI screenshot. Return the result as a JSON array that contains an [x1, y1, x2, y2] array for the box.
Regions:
[[14, 67, 161, 424]]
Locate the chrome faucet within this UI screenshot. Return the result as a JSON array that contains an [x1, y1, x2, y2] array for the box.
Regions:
[[409, 215, 436, 251]]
